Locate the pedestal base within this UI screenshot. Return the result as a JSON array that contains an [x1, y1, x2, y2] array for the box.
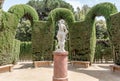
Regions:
[[53, 51, 68, 81], [53, 77, 68, 81]]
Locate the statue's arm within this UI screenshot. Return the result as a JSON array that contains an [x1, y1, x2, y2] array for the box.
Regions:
[[64, 25, 68, 34]]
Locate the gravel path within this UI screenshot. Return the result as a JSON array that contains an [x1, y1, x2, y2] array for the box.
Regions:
[[0, 62, 120, 81]]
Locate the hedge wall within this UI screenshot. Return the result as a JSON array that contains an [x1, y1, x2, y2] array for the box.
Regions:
[[110, 12, 120, 65], [0, 4, 39, 65], [32, 21, 54, 61], [69, 21, 90, 61], [69, 2, 117, 63], [19, 42, 32, 61], [12, 39, 20, 64], [0, 3, 119, 65], [0, 10, 18, 65], [32, 8, 75, 61]]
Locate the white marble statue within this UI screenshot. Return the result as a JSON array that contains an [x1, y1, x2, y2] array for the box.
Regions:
[[56, 19, 68, 52]]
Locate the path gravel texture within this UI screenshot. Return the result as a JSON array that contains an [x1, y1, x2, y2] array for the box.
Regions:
[[0, 62, 120, 81]]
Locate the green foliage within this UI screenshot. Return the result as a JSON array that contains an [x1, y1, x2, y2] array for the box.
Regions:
[[0, 2, 119, 66], [110, 12, 120, 65], [95, 39, 112, 62], [86, 2, 118, 24], [19, 42, 32, 60], [74, 5, 91, 21], [96, 20, 108, 39], [0, 4, 39, 65], [48, 8, 75, 26], [0, 10, 18, 65], [69, 21, 90, 61], [48, 8, 75, 55], [0, 9, 2, 29], [32, 21, 54, 61], [15, 20, 32, 41], [8, 4, 39, 22], [12, 39, 20, 64], [90, 21, 96, 63], [85, 2, 118, 63], [32, 8, 74, 61], [27, 0, 74, 20]]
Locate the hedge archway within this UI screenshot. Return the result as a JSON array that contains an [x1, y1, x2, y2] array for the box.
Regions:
[[8, 4, 39, 23], [85, 2, 118, 63], [48, 8, 75, 52], [0, 4, 39, 65], [48, 8, 75, 26]]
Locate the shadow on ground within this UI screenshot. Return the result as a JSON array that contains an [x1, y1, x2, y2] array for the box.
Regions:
[[68, 64, 120, 81]]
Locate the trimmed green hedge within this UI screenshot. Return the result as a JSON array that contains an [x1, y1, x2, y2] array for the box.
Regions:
[[86, 2, 118, 24], [69, 21, 90, 61], [49, 8, 75, 51], [32, 8, 75, 61], [85, 2, 118, 63], [48, 8, 75, 26], [0, 3, 119, 65], [12, 39, 20, 64], [0, 10, 18, 65], [32, 21, 54, 61], [8, 4, 39, 22], [0, 4, 39, 65], [69, 2, 117, 63], [110, 12, 120, 65], [90, 21, 96, 63]]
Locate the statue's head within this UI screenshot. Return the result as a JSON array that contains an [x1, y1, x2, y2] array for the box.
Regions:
[[58, 19, 65, 24]]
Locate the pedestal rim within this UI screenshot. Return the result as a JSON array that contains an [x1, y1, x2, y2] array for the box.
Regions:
[[53, 51, 68, 55]]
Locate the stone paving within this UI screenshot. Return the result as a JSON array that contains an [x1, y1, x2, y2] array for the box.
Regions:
[[0, 62, 120, 81]]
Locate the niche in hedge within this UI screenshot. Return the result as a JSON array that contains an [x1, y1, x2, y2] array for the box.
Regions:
[[95, 16, 107, 39], [15, 16, 32, 42], [8, 4, 39, 62], [15, 13, 36, 61], [53, 19, 69, 51], [48, 8, 75, 60], [95, 16, 113, 63]]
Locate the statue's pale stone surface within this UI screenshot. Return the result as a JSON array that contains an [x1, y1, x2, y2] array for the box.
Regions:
[[55, 19, 68, 52]]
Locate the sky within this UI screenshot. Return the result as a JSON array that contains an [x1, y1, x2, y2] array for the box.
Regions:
[[65, 0, 120, 11], [2, 0, 120, 12]]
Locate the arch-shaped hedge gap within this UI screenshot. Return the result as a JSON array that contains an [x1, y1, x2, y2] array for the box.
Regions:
[[47, 8, 75, 53], [85, 2, 118, 64]]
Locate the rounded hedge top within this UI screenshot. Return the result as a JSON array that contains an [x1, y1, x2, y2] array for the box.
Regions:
[[8, 4, 39, 21], [86, 2, 118, 22], [48, 8, 75, 26]]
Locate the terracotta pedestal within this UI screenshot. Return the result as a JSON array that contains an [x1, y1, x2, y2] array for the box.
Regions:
[[53, 51, 68, 81]]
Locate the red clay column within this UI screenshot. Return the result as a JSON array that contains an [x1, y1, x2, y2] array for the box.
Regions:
[[53, 51, 68, 81]]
